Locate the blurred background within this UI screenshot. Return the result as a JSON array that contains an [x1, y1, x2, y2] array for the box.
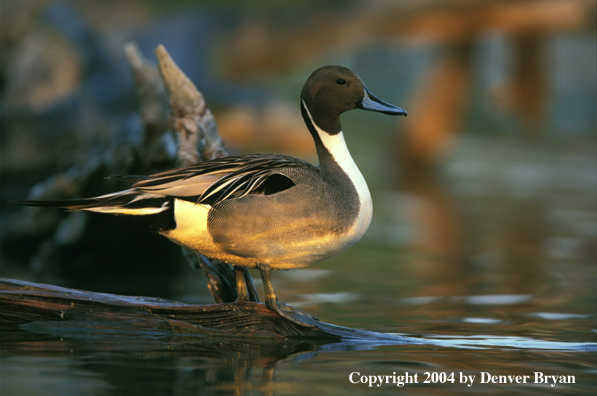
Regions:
[[1, 1, 596, 395], [1, 0, 595, 322]]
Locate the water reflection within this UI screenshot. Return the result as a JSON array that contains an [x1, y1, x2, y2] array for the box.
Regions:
[[2, 327, 595, 396]]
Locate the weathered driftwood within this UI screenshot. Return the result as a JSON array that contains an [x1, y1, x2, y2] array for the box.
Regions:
[[13, 43, 257, 305], [0, 278, 415, 344], [152, 44, 259, 303], [154, 44, 227, 164]]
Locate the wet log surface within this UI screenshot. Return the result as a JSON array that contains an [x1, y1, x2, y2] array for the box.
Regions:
[[0, 278, 416, 345]]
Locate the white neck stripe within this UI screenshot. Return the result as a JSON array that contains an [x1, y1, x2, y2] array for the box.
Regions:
[[301, 99, 371, 209]]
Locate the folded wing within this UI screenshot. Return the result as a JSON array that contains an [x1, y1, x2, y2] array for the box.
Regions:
[[12, 154, 306, 215]]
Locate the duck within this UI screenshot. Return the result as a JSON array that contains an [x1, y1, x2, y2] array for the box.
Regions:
[[13, 65, 407, 327]]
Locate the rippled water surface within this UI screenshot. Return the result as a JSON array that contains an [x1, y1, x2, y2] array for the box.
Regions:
[[2, 136, 596, 395]]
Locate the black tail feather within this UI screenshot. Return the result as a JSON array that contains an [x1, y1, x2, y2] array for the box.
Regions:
[[104, 174, 149, 183], [8, 190, 164, 213], [9, 195, 176, 232], [8, 198, 105, 211]]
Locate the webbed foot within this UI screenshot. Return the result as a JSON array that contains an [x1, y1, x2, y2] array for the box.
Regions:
[[268, 300, 319, 327]]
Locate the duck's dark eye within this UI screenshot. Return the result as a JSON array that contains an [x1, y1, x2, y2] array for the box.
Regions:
[[336, 79, 347, 85]]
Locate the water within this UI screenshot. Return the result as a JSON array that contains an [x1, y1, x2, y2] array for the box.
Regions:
[[2, 135, 596, 395]]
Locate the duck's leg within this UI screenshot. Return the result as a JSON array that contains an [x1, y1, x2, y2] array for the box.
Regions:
[[243, 267, 260, 302], [234, 266, 248, 302], [258, 263, 319, 327]]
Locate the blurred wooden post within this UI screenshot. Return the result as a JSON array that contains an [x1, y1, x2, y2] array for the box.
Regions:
[[399, 43, 473, 181], [512, 34, 547, 136]]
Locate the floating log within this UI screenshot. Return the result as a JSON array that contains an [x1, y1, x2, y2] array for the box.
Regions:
[[0, 278, 416, 343]]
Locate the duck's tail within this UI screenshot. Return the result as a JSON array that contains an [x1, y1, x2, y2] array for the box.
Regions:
[[10, 190, 171, 216]]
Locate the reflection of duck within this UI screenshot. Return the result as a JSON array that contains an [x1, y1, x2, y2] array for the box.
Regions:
[[14, 66, 406, 327]]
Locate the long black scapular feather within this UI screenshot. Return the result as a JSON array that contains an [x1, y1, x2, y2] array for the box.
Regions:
[[10, 154, 306, 215]]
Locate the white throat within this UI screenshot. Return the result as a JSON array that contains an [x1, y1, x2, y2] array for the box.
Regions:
[[301, 100, 373, 232]]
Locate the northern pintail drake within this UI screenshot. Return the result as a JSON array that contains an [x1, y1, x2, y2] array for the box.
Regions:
[[14, 66, 406, 327]]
